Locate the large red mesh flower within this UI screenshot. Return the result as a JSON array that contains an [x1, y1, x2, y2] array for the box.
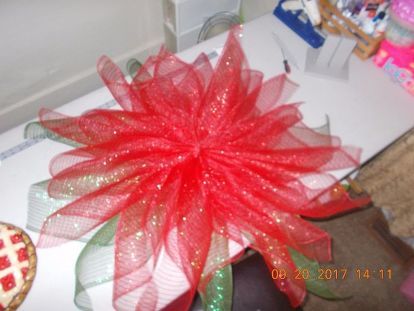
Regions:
[[38, 30, 368, 310]]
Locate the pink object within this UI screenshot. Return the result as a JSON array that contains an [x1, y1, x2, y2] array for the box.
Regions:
[[392, 0, 414, 29], [373, 39, 414, 96], [401, 270, 414, 304]]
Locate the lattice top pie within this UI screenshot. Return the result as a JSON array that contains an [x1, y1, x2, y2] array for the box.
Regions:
[[0, 223, 36, 310]]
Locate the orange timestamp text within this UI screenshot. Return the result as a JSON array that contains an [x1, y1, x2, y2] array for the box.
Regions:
[[271, 268, 393, 280]]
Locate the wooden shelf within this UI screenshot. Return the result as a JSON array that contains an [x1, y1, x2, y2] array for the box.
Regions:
[[319, 0, 384, 59]]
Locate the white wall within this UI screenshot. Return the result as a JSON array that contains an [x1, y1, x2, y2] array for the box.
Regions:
[[0, 0, 279, 133], [0, 0, 164, 133]]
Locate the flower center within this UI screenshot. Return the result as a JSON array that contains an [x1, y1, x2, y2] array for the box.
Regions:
[[193, 143, 201, 158]]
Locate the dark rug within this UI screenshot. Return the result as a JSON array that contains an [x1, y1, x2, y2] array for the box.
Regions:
[[304, 206, 413, 311]]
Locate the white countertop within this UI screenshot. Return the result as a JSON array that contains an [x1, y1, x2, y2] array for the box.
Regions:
[[0, 13, 413, 311]]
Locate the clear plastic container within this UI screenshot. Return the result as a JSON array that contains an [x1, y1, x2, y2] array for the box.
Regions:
[[386, 0, 414, 46]]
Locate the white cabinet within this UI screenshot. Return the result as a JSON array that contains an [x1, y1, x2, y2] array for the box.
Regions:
[[162, 0, 240, 52]]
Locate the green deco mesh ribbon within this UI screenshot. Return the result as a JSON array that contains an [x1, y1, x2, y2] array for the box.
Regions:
[[199, 234, 233, 311], [75, 216, 117, 310], [26, 118, 344, 311], [201, 266, 233, 311], [24, 121, 82, 148], [288, 248, 345, 300]]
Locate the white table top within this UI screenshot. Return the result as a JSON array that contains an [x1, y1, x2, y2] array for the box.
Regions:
[[0, 13, 413, 311]]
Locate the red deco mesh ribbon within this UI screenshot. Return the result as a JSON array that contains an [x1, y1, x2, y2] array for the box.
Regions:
[[38, 29, 369, 310]]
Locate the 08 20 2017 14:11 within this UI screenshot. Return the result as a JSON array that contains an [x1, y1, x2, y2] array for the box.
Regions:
[[271, 268, 393, 280]]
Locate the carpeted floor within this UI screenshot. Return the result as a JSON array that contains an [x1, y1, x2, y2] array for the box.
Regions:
[[304, 206, 413, 311]]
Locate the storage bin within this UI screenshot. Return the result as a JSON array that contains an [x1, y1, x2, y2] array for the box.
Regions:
[[164, 22, 203, 52], [162, 0, 240, 34]]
